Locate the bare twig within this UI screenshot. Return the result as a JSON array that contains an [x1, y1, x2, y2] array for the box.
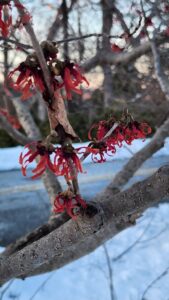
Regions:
[[112, 214, 154, 262], [141, 266, 169, 300], [0, 280, 14, 300], [103, 244, 116, 300], [29, 272, 55, 300]]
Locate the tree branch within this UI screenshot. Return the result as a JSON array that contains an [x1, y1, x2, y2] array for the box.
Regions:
[[151, 40, 169, 101], [0, 164, 169, 283], [47, 0, 78, 40], [0, 114, 31, 145], [99, 35, 168, 66]]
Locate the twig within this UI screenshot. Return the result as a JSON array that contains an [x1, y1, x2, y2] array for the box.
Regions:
[[0, 280, 14, 300], [29, 272, 55, 300], [141, 265, 169, 300], [103, 244, 116, 300], [0, 33, 124, 51], [139, 225, 169, 245], [112, 214, 154, 262]]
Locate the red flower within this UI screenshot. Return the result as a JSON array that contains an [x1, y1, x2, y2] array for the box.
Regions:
[[89, 146, 107, 163], [140, 29, 147, 38], [7, 62, 45, 100], [88, 121, 108, 141], [0, 108, 21, 129], [16, 10, 31, 28], [88, 118, 116, 141], [77, 144, 108, 163], [54, 147, 83, 180], [111, 43, 124, 53], [86, 118, 152, 164], [164, 26, 169, 36], [112, 126, 125, 146], [19, 141, 56, 179], [145, 17, 153, 27], [164, 4, 169, 13], [61, 63, 89, 100], [53, 192, 87, 219], [0, 1, 12, 37]]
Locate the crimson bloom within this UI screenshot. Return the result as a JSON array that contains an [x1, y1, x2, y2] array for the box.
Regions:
[[61, 63, 89, 100], [53, 192, 87, 219], [77, 143, 110, 163], [87, 145, 107, 163], [145, 17, 153, 27], [0, 1, 12, 37], [54, 146, 83, 180], [19, 141, 56, 179], [8, 61, 45, 100], [88, 118, 116, 141], [111, 43, 124, 53], [87, 117, 152, 164], [88, 121, 109, 141]]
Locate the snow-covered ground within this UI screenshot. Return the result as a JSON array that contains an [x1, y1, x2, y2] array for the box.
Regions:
[[0, 139, 169, 300], [0, 137, 169, 171]]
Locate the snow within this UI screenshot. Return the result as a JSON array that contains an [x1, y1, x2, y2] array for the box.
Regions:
[[0, 137, 169, 171], [1, 204, 169, 300]]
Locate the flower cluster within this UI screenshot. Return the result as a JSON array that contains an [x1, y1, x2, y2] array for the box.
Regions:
[[8, 59, 47, 100], [53, 191, 87, 219], [8, 43, 89, 101], [0, 108, 21, 129], [82, 115, 152, 163], [7, 42, 58, 100], [0, 1, 12, 37], [54, 146, 83, 180], [19, 141, 83, 180], [0, 1, 31, 37], [19, 141, 56, 179]]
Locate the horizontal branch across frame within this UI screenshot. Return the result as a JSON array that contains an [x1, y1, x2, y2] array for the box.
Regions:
[[0, 164, 169, 284]]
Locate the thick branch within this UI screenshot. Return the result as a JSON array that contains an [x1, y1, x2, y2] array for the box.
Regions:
[[99, 35, 168, 66], [29, 163, 169, 277], [3, 213, 70, 257], [0, 165, 169, 283]]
